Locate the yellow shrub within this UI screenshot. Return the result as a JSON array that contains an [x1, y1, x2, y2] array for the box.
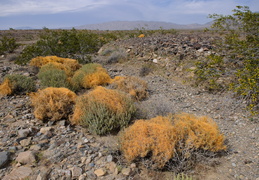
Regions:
[[119, 113, 226, 168], [71, 86, 136, 135], [0, 79, 12, 96], [82, 67, 111, 88], [120, 116, 177, 168], [72, 86, 129, 124], [30, 87, 77, 121], [71, 64, 111, 90], [110, 76, 148, 101], [138, 34, 145, 38], [173, 113, 226, 152], [30, 56, 81, 76]]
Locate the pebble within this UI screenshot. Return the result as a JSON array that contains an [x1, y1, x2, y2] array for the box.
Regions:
[[107, 155, 113, 162], [16, 151, 36, 165], [0, 151, 9, 168], [94, 168, 106, 177]]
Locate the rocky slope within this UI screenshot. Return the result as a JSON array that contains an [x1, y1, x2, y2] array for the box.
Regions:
[[0, 32, 258, 180]]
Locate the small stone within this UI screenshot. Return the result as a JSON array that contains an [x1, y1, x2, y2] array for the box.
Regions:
[[40, 127, 53, 134], [71, 166, 82, 177], [81, 157, 87, 164], [121, 168, 131, 176], [20, 137, 32, 147], [30, 144, 42, 151], [130, 163, 136, 169], [106, 155, 113, 162], [16, 151, 36, 165], [232, 163, 236, 167], [57, 120, 66, 126], [79, 174, 86, 180], [108, 162, 116, 173], [18, 129, 30, 137], [153, 59, 158, 63], [2, 166, 32, 180], [0, 151, 9, 168], [94, 168, 106, 177]]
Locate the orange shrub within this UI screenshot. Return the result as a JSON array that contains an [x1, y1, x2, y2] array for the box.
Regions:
[[71, 63, 111, 90], [0, 79, 12, 96], [110, 76, 148, 101], [119, 113, 226, 168], [30, 56, 81, 77], [30, 87, 77, 121], [71, 86, 136, 135], [173, 113, 226, 152]]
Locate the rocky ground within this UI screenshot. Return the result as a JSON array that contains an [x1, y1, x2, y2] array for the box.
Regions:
[[0, 32, 258, 180]]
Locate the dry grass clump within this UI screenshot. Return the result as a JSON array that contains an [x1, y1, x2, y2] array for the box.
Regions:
[[30, 87, 77, 121], [71, 86, 136, 135], [30, 56, 81, 77], [119, 113, 226, 169], [110, 76, 148, 101], [71, 63, 111, 90], [0, 74, 36, 96], [0, 79, 12, 96]]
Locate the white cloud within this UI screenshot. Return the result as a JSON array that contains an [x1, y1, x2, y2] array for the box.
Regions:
[[0, 0, 107, 16]]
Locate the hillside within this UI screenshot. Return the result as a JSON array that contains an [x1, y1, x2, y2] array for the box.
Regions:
[[0, 30, 258, 180]]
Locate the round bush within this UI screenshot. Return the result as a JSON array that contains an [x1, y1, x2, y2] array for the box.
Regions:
[[38, 63, 71, 89], [119, 113, 226, 169], [71, 86, 136, 135], [30, 87, 77, 121]]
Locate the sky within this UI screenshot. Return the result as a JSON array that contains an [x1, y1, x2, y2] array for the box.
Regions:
[[0, 0, 258, 30]]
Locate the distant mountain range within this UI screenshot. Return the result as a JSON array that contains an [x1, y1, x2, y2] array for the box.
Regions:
[[74, 21, 213, 30]]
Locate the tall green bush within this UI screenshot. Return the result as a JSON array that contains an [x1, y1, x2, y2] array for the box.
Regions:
[[16, 29, 112, 65], [194, 6, 259, 114], [0, 35, 19, 54]]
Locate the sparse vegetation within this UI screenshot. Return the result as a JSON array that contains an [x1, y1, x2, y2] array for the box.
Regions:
[[71, 86, 136, 135], [16, 29, 116, 65], [30, 87, 77, 121], [110, 76, 148, 101], [0, 35, 19, 54]]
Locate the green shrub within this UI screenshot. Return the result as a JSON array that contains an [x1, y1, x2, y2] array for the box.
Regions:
[[71, 86, 136, 135], [1, 74, 36, 95], [192, 55, 226, 91], [0, 35, 19, 54], [193, 6, 259, 114], [16, 29, 114, 65], [38, 64, 70, 89]]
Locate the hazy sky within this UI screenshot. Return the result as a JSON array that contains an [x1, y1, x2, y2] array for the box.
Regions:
[[0, 0, 258, 29]]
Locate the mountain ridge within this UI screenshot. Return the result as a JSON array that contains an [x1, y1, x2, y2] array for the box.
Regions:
[[74, 20, 212, 30]]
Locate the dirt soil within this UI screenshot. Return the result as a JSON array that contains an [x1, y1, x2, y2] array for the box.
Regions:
[[0, 30, 258, 180]]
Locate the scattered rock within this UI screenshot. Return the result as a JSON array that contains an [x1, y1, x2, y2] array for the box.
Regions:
[[71, 166, 82, 177], [3, 166, 32, 180], [121, 167, 131, 176], [0, 151, 9, 168], [94, 168, 106, 177], [17, 129, 30, 137], [16, 151, 36, 165]]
